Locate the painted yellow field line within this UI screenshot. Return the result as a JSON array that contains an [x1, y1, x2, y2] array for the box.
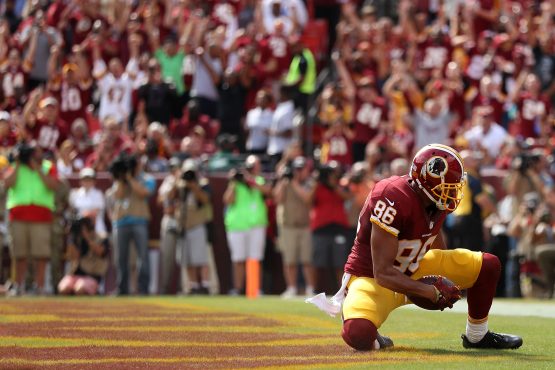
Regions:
[[0, 353, 505, 367], [0, 336, 338, 348], [66, 325, 313, 333], [0, 315, 249, 323]]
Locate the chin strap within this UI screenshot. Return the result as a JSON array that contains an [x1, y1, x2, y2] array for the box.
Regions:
[[414, 178, 445, 210]]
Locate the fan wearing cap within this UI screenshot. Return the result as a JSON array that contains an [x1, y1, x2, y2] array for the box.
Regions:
[[22, 89, 69, 155], [48, 45, 92, 129], [274, 156, 315, 298], [69, 168, 107, 238], [4, 141, 59, 295], [170, 159, 213, 294]]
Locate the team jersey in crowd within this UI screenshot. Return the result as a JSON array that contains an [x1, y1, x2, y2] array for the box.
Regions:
[[53, 82, 91, 127], [344, 175, 448, 278]]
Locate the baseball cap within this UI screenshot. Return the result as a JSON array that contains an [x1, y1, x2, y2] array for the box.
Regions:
[[181, 159, 197, 173], [39, 97, 58, 109], [62, 63, 78, 74], [79, 167, 96, 179], [0, 111, 11, 121]]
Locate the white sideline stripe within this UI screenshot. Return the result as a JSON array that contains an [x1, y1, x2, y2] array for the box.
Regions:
[[401, 298, 555, 319]]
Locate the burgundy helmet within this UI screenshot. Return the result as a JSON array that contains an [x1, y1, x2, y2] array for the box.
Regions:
[[410, 144, 467, 212]]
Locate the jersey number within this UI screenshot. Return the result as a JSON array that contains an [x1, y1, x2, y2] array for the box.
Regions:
[[395, 236, 436, 274], [373, 200, 397, 225]]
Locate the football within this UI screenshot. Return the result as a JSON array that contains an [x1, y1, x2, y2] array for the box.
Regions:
[[407, 275, 460, 311]]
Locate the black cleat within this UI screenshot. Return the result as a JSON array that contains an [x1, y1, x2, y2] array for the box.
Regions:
[[462, 331, 523, 349], [377, 333, 394, 349]]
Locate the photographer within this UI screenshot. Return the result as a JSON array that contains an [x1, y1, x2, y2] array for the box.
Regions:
[[106, 153, 155, 295], [171, 159, 212, 294], [4, 142, 59, 295], [223, 155, 270, 295], [310, 161, 351, 292], [58, 217, 108, 295], [274, 156, 315, 298], [508, 192, 554, 298]]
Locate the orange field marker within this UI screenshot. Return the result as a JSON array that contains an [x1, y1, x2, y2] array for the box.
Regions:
[[246, 259, 260, 299]]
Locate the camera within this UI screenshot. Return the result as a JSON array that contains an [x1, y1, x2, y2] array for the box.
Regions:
[[281, 163, 294, 180], [13, 142, 35, 165], [182, 170, 197, 181], [229, 168, 245, 183], [512, 151, 540, 174], [69, 216, 94, 243], [109, 153, 137, 181]]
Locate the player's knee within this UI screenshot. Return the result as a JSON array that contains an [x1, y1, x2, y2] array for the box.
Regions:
[[342, 318, 378, 351], [482, 253, 501, 277]]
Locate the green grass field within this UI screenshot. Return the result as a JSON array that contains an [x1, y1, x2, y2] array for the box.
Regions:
[[0, 296, 554, 369]]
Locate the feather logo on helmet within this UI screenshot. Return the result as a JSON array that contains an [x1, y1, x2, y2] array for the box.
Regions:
[[425, 156, 448, 179]]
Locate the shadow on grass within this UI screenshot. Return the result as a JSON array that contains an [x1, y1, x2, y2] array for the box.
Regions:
[[400, 346, 545, 362]]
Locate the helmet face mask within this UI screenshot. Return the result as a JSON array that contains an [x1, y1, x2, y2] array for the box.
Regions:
[[410, 144, 467, 212]]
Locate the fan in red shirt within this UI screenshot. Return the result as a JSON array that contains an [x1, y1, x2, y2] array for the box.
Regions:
[[257, 20, 291, 81], [22, 93, 68, 156], [310, 161, 351, 288], [512, 73, 550, 139], [320, 118, 354, 167], [49, 56, 92, 130], [0, 48, 32, 110], [0, 111, 17, 150]]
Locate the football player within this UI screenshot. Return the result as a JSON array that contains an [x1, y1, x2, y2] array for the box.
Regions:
[[307, 143, 523, 351]]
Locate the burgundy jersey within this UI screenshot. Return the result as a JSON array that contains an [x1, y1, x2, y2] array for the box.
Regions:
[[344, 176, 448, 278], [55, 82, 90, 126]]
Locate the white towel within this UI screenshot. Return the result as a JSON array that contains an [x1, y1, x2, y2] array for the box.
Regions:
[[305, 273, 351, 318]]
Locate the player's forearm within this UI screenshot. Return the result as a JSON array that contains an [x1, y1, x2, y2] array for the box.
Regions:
[[375, 267, 436, 301]]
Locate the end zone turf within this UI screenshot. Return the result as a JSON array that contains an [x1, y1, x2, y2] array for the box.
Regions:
[[0, 297, 553, 369]]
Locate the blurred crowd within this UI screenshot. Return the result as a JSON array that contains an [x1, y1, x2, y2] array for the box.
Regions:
[[0, 0, 554, 298]]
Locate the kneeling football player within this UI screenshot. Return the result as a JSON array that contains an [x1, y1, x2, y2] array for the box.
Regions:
[[308, 144, 522, 350]]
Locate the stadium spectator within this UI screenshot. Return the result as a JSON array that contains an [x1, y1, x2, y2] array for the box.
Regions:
[[157, 157, 181, 294], [58, 216, 108, 295], [190, 39, 224, 119], [173, 159, 213, 294], [310, 161, 350, 292], [462, 106, 509, 166], [245, 89, 273, 155], [274, 156, 315, 298], [4, 142, 59, 295], [0, 111, 16, 153], [223, 155, 270, 295], [267, 85, 296, 164], [136, 59, 178, 126], [69, 167, 107, 238], [105, 154, 155, 295], [284, 37, 316, 112], [22, 92, 68, 157]]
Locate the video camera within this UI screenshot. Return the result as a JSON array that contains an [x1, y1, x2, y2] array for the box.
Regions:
[[109, 153, 137, 181], [511, 151, 541, 174]]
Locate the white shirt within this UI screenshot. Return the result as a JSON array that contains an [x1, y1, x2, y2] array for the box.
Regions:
[[464, 122, 508, 158], [246, 107, 273, 151], [94, 59, 137, 124], [268, 100, 295, 155], [69, 187, 107, 236], [262, 0, 308, 35]]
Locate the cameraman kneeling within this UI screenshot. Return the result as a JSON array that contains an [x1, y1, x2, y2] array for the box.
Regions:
[[58, 217, 108, 295], [171, 159, 212, 294], [106, 154, 155, 295]]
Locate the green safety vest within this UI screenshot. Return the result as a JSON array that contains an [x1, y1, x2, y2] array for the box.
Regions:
[[224, 182, 254, 231], [7, 161, 55, 211], [250, 176, 268, 228], [285, 48, 316, 94]]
